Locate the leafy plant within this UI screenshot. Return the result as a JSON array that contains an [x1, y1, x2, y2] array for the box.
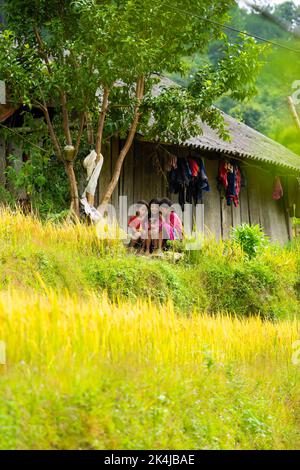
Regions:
[[231, 223, 269, 259]]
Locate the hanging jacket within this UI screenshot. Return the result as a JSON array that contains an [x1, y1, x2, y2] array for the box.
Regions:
[[218, 160, 242, 208], [199, 159, 210, 192], [188, 158, 200, 178], [168, 167, 180, 194], [185, 158, 210, 205], [226, 167, 236, 206], [218, 161, 228, 190]]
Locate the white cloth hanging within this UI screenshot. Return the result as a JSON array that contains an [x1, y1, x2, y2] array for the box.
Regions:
[[80, 149, 128, 240], [80, 150, 104, 222]]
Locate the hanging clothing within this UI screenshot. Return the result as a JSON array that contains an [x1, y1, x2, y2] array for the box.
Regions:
[[80, 150, 104, 222], [168, 167, 180, 194], [218, 161, 229, 189], [188, 158, 200, 178], [164, 153, 177, 172], [167, 156, 210, 210], [218, 160, 243, 208], [272, 176, 284, 200]]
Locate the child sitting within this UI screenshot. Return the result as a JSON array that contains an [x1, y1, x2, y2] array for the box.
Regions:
[[145, 198, 176, 254], [128, 200, 149, 252], [160, 198, 183, 242], [145, 198, 161, 255]]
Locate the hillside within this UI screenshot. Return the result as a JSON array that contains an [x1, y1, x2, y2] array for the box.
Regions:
[[0, 209, 299, 318], [0, 210, 300, 449]]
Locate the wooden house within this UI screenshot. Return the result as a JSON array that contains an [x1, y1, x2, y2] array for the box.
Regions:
[[95, 78, 300, 244], [1, 77, 300, 244]]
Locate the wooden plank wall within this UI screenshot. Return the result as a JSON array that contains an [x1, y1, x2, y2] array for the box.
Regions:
[[96, 138, 290, 245], [203, 159, 222, 240]]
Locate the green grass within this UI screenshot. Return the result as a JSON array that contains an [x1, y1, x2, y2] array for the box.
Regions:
[[0, 209, 299, 318]]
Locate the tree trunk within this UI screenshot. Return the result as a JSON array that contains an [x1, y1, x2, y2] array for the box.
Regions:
[[64, 161, 80, 218], [100, 126, 137, 208], [87, 87, 110, 206], [100, 77, 145, 208], [33, 28, 81, 219], [288, 96, 300, 133]]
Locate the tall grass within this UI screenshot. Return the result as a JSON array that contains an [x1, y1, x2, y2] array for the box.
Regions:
[[0, 289, 300, 450], [1, 289, 298, 368], [0, 207, 299, 318], [0, 207, 123, 256]]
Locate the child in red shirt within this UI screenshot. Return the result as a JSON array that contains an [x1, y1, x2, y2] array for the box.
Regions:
[[128, 200, 149, 251]]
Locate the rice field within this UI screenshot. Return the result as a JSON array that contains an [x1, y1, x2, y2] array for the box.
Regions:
[[0, 289, 300, 450]]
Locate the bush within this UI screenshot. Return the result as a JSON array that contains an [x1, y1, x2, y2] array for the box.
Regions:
[[231, 224, 269, 258], [203, 259, 279, 318]]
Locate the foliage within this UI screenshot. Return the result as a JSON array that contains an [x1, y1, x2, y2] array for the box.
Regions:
[[0, 0, 265, 213], [0, 184, 14, 205], [0, 0, 239, 136], [231, 223, 269, 259], [213, 2, 300, 155], [169, 2, 300, 155], [5, 150, 71, 215]]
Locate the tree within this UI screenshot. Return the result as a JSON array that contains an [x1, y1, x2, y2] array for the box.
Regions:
[[182, 2, 300, 156], [245, 1, 300, 39], [0, 0, 264, 215], [244, 1, 300, 153]]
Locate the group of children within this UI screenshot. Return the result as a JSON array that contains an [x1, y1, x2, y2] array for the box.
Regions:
[[128, 198, 183, 255]]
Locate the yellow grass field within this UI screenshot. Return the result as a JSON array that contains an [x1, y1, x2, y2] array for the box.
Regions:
[[0, 289, 300, 450]]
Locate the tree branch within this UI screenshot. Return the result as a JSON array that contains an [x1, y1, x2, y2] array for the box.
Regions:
[[86, 111, 94, 146], [100, 76, 145, 207], [95, 86, 110, 162], [60, 91, 72, 145], [43, 107, 63, 160], [33, 99, 62, 160], [34, 26, 72, 146], [33, 27, 53, 74], [74, 111, 86, 158]]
